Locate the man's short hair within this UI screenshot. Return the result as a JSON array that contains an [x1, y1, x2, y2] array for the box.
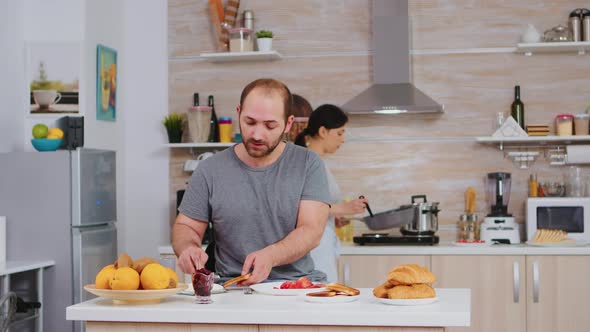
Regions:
[[239, 78, 293, 122]]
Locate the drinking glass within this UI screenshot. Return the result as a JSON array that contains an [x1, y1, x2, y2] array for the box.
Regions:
[[565, 166, 585, 197], [192, 269, 214, 304]]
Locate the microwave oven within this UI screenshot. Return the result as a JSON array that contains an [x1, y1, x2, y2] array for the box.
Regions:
[[526, 197, 590, 241]]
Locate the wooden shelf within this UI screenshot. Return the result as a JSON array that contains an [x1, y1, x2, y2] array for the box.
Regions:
[[476, 135, 590, 144], [199, 50, 282, 62], [516, 41, 590, 55], [164, 142, 235, 148]]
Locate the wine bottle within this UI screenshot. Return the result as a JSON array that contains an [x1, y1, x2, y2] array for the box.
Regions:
[[511, 85, 525, 129], [207, 95, 220, 142], [193, 93, 200, 106]]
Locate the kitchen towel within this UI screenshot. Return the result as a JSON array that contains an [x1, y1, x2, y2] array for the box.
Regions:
[[0, 216, 5, 265], [566, 145, 590, 164]]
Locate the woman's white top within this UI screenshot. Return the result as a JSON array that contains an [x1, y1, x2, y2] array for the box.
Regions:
[[309, 162, 340, 282]]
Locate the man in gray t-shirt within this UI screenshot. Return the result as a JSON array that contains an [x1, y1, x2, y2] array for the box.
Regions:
[[173, 78, 331, 284]]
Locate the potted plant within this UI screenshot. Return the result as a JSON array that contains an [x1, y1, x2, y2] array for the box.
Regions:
[[256, 30, 274, 52], [163, 112, 185, 143]]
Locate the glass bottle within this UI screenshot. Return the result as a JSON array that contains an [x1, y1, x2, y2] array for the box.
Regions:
[[511, 85, 525, 129], [207, 95, 220, 142]]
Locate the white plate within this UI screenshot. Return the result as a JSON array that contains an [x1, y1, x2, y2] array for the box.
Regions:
[[249, 282, 326, 296], [525, 240, 590, 247], [304, 294, 359, 304], [452, 241, 493, 247], [376, 296, 439, 306], [178, 283, 225, 296]]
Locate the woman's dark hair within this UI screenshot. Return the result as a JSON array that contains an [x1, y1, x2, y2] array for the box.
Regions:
[[294, 104, 348, 147]]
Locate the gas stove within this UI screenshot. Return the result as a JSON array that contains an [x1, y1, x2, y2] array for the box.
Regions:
[[353, 233, 439, 246]]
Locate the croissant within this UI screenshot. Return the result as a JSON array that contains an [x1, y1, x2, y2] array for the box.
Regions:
[[372, 281, 393, 299], [387, 284, 436, 299], [387, 264, 436, 285]]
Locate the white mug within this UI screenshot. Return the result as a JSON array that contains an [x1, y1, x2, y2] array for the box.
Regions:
[[197, 152, 214, 161], [33, 90, 61, 108], [183, 152, 215, 172]]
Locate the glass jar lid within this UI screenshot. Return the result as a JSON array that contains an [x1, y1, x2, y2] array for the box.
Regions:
[[556, 114, 574, 120]]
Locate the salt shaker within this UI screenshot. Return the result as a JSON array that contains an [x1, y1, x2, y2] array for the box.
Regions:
[[243, 10, 254, 30], [570, 9, 582, 42], [583, 9, 590, 41]]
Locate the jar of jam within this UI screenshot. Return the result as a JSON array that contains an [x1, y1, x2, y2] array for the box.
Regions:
[[555, 114, 574, 136]]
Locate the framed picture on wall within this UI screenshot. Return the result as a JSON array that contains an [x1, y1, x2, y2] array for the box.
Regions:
[[26, 41, 81, 114], [96, 44, 117, 121]]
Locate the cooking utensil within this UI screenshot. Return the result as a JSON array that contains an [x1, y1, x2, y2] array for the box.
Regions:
[[360, 205, 415, 230], [399, 195, 440, 236], [359, 195, 374, 217], [360, 195, 440, 235]]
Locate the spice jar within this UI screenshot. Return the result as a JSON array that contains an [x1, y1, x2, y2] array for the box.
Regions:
[[458, 214, 469, 241], [468, 214, 480, 241], [574, 113, 590, 135], [229, 28, 254, 52], [555, 114, 574, 136], [187, 106, 212, 142], [218, 117, 233, 143]]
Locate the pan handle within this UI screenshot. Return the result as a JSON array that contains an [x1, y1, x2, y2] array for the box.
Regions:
[[411, 195, 427, 203]]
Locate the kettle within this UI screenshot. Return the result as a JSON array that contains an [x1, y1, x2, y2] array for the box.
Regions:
[[400, 195, 440, 236]]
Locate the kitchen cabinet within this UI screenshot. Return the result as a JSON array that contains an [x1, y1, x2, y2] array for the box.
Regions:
[[337, 255, 430, 288], [431, 256, 526, 332], [526, 256, 590, 332]]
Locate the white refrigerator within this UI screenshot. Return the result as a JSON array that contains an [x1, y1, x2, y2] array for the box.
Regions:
[[0, 148, 118, 332]]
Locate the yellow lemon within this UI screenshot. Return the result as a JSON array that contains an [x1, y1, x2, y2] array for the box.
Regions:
[[109, 267, 140, 290], [166, 267, 178, 288], [140, 263, 170, 290], [95, 264, 116, 289], [47, 127, 64, 139]]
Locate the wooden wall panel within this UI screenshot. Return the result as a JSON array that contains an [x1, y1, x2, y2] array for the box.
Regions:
[[169, 0, 371, 57], [410, 0, 590, 49], [167, 0, 590, 240]]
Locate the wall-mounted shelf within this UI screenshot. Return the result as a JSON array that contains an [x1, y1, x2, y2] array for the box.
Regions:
[[165, 143, 235, 148], [516, 41, 590, 56], [476, 135, 590, 145], [199, 50, 282, 62], [476, 135, 590, 168]]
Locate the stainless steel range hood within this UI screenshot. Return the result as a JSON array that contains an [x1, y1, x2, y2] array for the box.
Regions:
[[342, 0, 443, 114]]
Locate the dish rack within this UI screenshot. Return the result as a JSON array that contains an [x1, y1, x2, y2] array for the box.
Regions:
[[0, 292, 16, 332]]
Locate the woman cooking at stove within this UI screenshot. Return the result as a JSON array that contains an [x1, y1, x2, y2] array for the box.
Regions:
[[294, 102, 369, 282]]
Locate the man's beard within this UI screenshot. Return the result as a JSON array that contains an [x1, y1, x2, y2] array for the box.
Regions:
[[241, 128, 284, 158]]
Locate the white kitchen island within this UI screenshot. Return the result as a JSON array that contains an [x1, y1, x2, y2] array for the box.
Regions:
[[67, 288, 470, 331]]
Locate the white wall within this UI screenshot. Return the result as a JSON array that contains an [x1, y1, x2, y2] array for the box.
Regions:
[[118, 0, 169, 258], [0, 0, 25, 152], [1, 0, 170, 258], [84, 0, 169, 258]]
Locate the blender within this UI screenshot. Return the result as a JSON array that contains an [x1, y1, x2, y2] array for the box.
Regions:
[[480, 172, 521, 244]]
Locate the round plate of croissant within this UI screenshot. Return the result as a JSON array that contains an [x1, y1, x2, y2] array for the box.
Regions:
[[373, 264, 438, 306], [377, 296, 438, 306]]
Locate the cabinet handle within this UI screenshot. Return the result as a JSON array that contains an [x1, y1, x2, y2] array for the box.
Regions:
[[513, 261, 520, 303], [533, 261, 540, 303], [343, 263, 350, 286]]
